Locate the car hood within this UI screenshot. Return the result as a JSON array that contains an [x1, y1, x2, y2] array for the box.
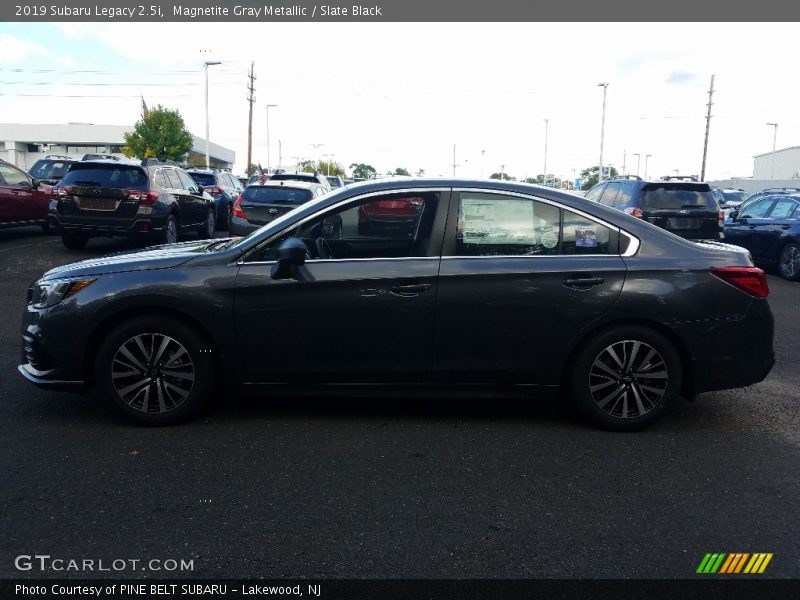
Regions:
[[42, 240, 213, 280]]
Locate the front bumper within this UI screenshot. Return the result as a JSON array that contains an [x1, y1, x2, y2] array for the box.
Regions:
[[17, 363, 85, 392]]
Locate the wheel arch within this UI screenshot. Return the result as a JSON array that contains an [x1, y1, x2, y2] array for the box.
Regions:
[[83, 306, 220, 388], [559, 318, 695, 400]]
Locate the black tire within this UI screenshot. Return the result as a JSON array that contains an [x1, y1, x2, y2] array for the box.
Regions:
[[198, 208, 215, 239], [61, 231, 89, 250], [778, 242, 800, 281], [159, 215, 179, 245], [41, 219, 56, 235], [567, 326, 681, 431], [95, 316, 215, 425], [220, 203, 232, 231]]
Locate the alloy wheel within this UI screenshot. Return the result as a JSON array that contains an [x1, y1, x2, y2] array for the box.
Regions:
[[588, 340, 669, 419], [111, 333, 195, 413], [165, 219, 178, 244], [780, 244, 800, 279]]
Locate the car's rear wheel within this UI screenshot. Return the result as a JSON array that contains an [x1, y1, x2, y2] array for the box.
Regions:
[[160, 215, 178, 245], [199, 208, 215, 239], [95, 316, 215, 425], [778, 242, 800, 281], [568, 326, 681, 431], [61, 231, 89, 250]]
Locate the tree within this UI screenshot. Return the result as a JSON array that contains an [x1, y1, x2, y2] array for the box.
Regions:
[[489, 172, 516, 181], [580, 165, 619, 190], [350, 163, 377, 179], [393, 167, 411, 176], [416, 168, 425, 177], [298, 159, 317, 173], [317, 160, 346, 177], [123, 105, 193, 162], [246, 163, 262, 176]]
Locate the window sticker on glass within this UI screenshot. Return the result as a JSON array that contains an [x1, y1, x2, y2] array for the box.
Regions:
[[575, 225, 598, 248], [541, 230, 559, 249], [461, 198, 536, 245]]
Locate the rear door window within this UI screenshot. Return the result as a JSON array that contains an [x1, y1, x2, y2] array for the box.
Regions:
[[767, 198, 799, 220]]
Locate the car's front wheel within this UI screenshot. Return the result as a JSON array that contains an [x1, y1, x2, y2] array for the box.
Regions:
[[567, 326, 681, 431], [95, 316, 215, 425], [778, 242, 800, 281]]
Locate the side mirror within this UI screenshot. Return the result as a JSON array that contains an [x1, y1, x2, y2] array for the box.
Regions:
[[730, 209, 739, 221], [270, 238, 311, 281]]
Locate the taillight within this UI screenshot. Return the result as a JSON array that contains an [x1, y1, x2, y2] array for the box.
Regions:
[[718, 209, 724, 224], [232, 195, 246, 219], [205, 187, 223, 196], [711, 267, 769, 298], [128, 191, 159, 206], [624, 207, 643, 218]]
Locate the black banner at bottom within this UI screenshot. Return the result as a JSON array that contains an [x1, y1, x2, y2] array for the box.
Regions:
[[3, 579, 800, 600]]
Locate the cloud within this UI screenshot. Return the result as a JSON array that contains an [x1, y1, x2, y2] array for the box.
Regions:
[[665, 71, 697, 84], [0, 34, 50, 63]]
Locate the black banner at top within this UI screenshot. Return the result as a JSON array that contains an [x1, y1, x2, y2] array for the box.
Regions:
[[3, 0, 800, 22]]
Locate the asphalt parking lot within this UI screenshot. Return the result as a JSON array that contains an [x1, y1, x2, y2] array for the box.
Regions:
[[1, 227, 798, 579]]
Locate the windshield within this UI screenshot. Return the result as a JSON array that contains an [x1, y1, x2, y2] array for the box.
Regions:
[[721, 191, 749, 204], [59, 164, 149, 189]]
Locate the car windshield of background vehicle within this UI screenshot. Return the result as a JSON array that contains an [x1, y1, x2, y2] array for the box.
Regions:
[[188, 173, 216, 186], [641, 184, 716, 209], [455, 193, 613, 256], [58, 164, 149, 189], [29, 160, 71, 180], [0, 164, 29, 186]]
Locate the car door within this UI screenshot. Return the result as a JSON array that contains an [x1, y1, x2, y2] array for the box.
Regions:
[[174, 169, 206, 225], [759, 197, 800, 260], [233, 189, 450, 384], [723, 197, 775, 259], [433, 190, 627, 385], [0, 162, 46, 225]]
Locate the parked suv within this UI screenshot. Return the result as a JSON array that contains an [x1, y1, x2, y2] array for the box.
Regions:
[[230, 180, 329, 236], [585, 175, 722, 240], [51, 159, 216, 250], [184, 168, 244, 231], [28, 155, 77, 185], [0, 159, 54, 232]]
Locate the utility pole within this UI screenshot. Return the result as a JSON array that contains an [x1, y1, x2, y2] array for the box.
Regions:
[[700, 74, 715, 182], [246, 62, 255, 175], [766, 122, 778, 179], [452, 144, 457, 176], [278, 140, 282, 171], [622, 149, 627, 176], [598, 83, 609, 183], [543, 119, 549, 186]]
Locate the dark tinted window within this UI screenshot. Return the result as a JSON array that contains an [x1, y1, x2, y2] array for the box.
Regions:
[[188, 172, 216, 186], [615, 183, 634, 208], [271, 173, 317, 184], [640, 184, 717, 210], [721, 191, 748, 204], [597, 183, 621, 207], [242, 186, 313, 205], [562, 210, 612, 254], [60, 164, 148, 189]]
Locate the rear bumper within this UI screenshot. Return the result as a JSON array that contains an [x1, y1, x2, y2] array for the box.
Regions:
[[55, 216, 167, 237]]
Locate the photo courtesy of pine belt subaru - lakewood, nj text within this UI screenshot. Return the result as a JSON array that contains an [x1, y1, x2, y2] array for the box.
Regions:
[[19, 179, 775, 431]]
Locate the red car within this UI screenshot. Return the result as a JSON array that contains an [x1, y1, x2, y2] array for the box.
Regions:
[[0, 159, 54, 232], [358, 196, 424, 235]]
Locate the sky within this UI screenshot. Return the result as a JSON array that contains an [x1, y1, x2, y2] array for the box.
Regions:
[[0, 22, 798, 181]]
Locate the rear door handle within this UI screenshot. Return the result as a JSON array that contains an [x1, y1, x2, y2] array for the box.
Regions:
[[563, 276, 605, 288], [389, 283, 432, 297]]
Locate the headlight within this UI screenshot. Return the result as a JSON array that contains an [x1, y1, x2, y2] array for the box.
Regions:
[[30, 278, 96, 309]]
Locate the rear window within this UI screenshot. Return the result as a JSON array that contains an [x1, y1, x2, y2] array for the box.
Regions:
[[640, 184, 717, 210], [721, 191, 749, 204], [30, 160, 73, 180], [271, 174, 316, 183], [60, 164, 149, 189], [242, 186, 313, 205], [187, 173, 216, 186]]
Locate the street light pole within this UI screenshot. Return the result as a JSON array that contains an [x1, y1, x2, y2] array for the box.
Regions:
[[645, 154, 652, 179], [203, 61, 221, 169], [767, 122, 778, 179], [633, 153, 641, 176], [481, 149, 485, 178], [598, 83, 609, 183], [265, 104, 277, 172]]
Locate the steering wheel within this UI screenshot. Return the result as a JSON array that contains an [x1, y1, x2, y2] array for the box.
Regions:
[[315, 237, 334, 259]]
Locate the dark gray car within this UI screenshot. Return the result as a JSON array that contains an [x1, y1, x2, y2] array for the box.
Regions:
[[230, 180, 328, 236], [19, 178, 774, 430]]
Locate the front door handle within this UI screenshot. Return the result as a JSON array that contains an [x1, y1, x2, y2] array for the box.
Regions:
[[563, 276, 605, 288], [389, 283, 432, 297]]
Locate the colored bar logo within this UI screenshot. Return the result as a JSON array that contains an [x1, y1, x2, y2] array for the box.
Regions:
[[696, 553, 773, 574]]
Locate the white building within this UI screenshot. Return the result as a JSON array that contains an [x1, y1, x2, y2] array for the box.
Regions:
[[0, 122, 235, 170], [753, 146, 800, 180]]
